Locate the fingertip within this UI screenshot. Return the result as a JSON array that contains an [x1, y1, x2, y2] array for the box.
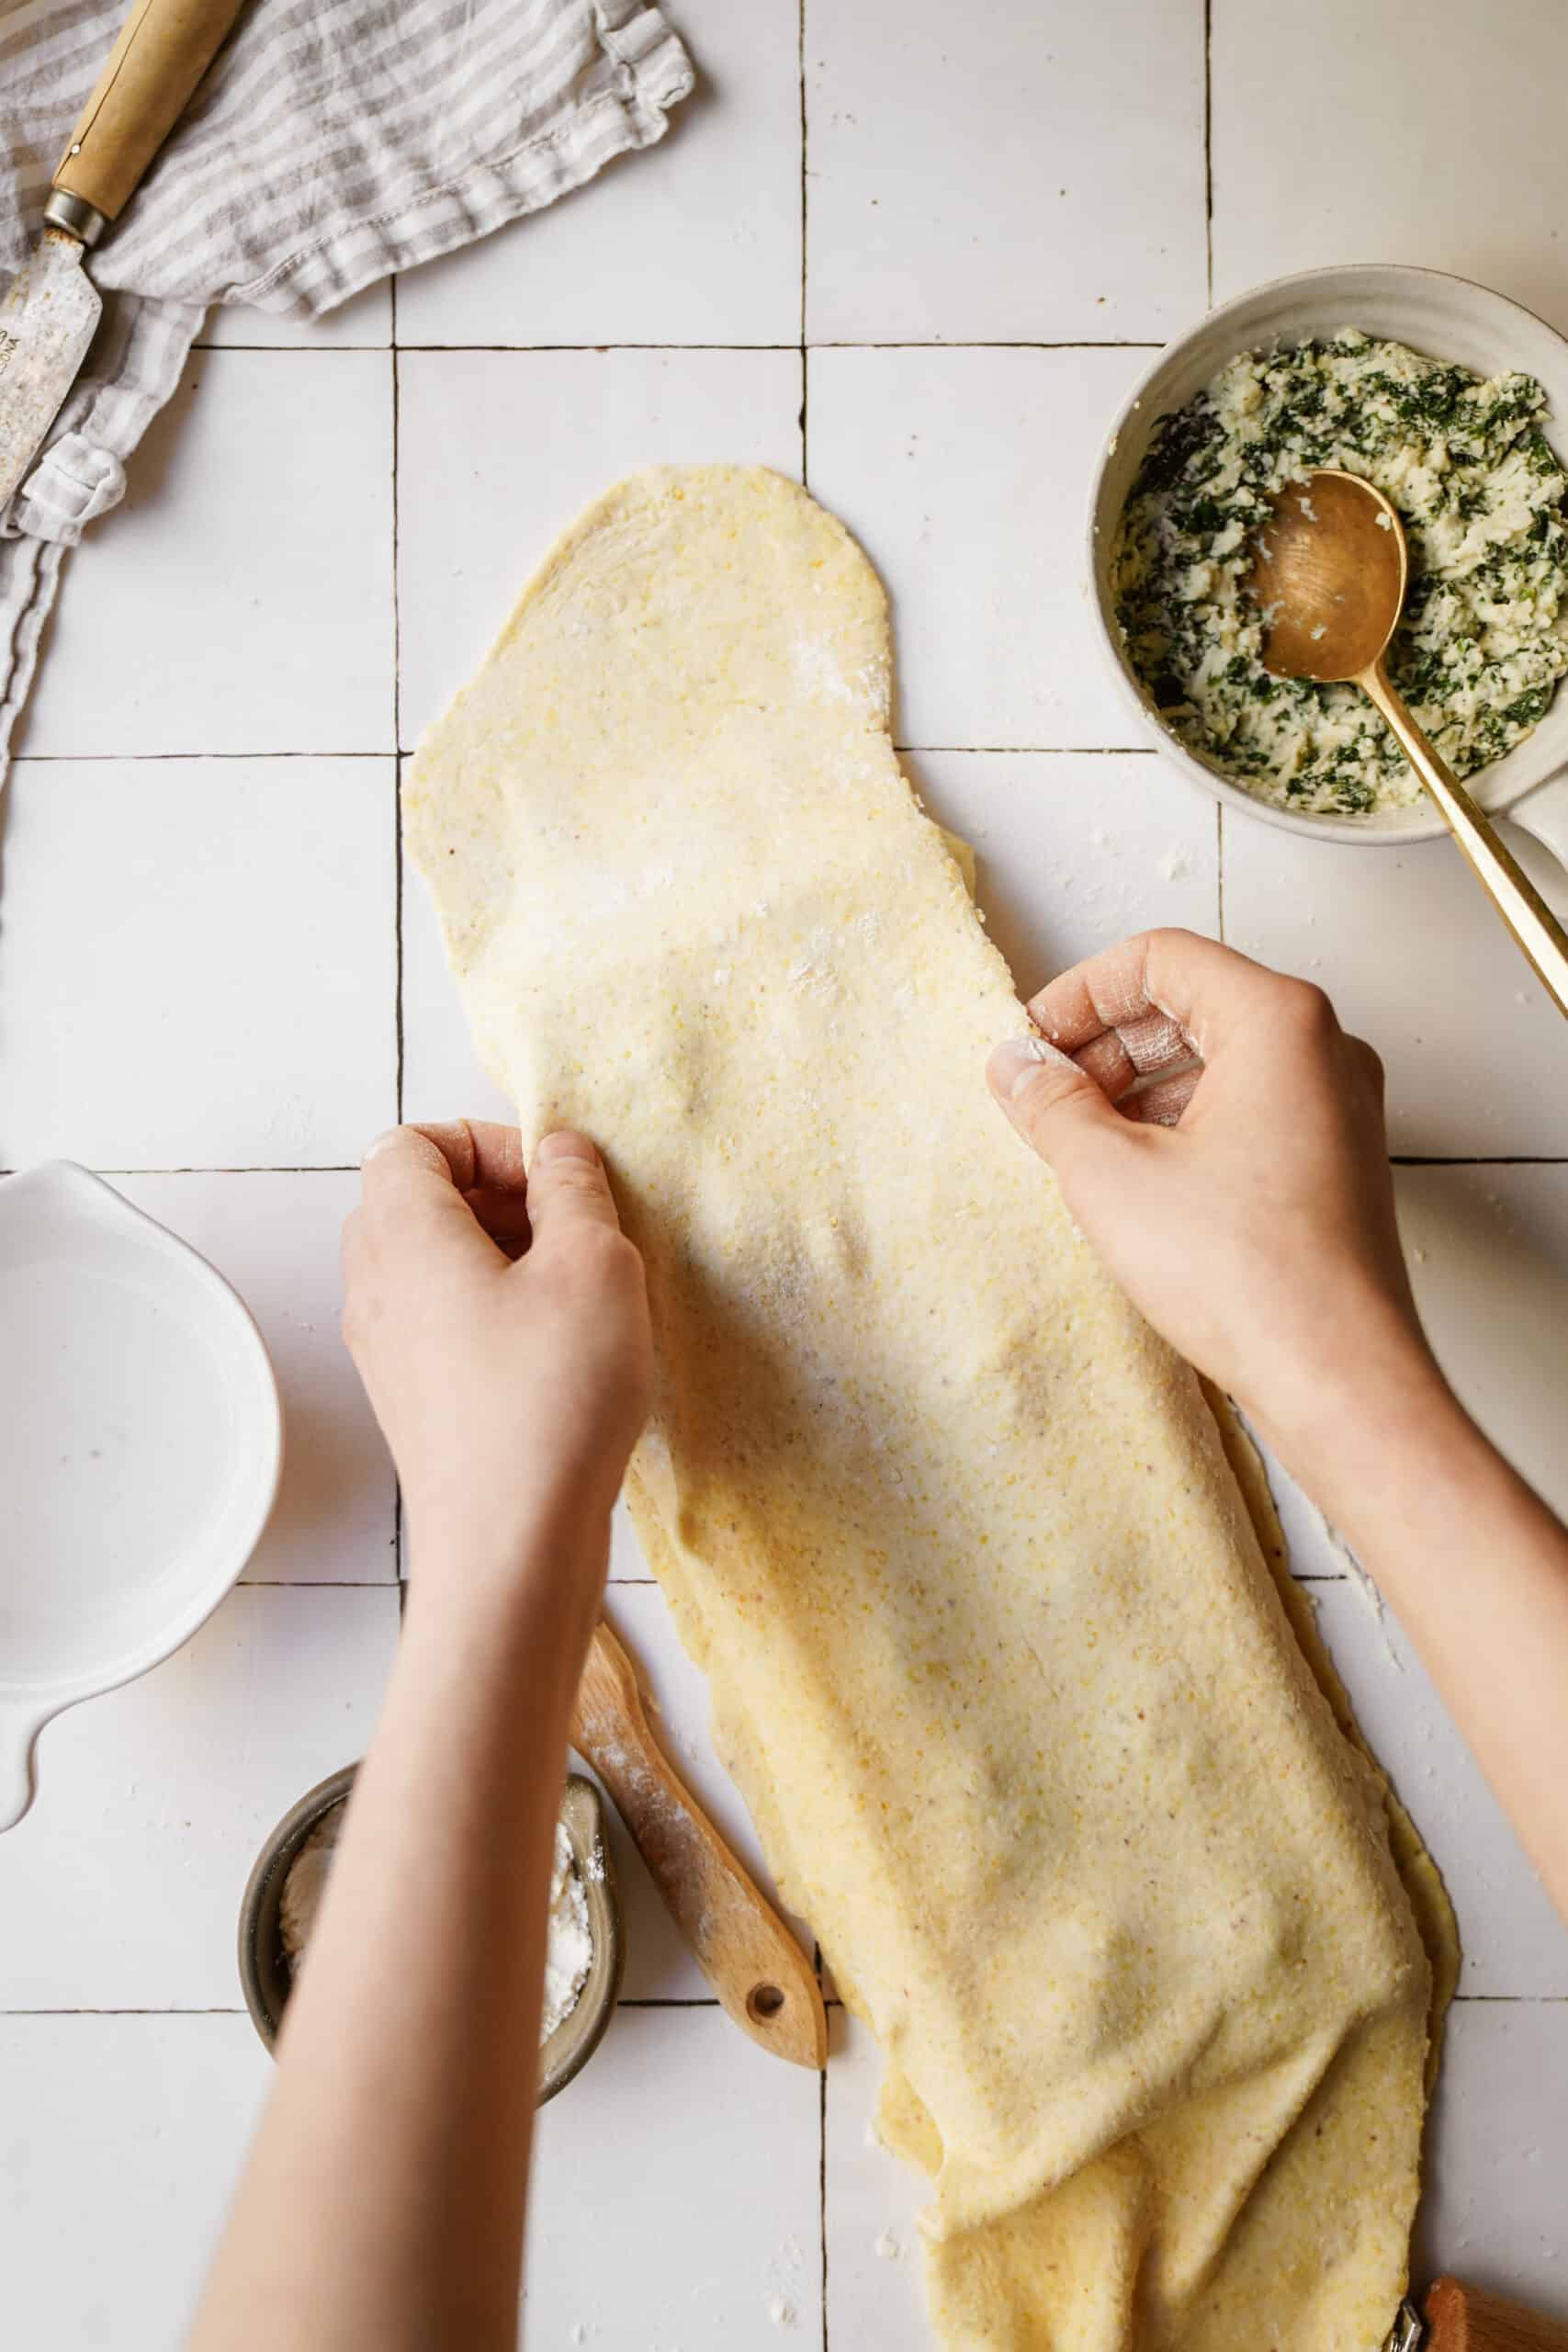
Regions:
[[361, 1127, 403, 1166], [987, 1034, 1077, 1104], [534, 1128, 601, 1168], [525, 1128, 624, 1243]]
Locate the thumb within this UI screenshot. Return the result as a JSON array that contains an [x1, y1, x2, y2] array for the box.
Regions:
[[986, 1034, 1126, 1172], [524, 1129, 626, 1254]]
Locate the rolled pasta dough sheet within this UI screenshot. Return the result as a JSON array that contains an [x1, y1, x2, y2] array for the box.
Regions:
[[405, 466, 1448, 2350]]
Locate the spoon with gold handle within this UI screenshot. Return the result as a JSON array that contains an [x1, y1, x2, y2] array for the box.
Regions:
[[1248, 466, 1568, 1019]]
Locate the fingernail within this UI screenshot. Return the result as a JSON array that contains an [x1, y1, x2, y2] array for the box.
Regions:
[[361, 1128, 401, 1165], [987, 1035, 1075, 1101], [535, 1129, 599, 1167]]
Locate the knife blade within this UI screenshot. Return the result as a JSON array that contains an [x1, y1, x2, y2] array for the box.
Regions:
[[0, 0, 250, 514], [0, 209, 105, 513]]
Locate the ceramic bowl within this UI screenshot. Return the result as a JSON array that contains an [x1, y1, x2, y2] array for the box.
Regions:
[[0, 1161, 282, 1830], [1085, 262, 1568, 873], [238, 1767, 624, 2103]]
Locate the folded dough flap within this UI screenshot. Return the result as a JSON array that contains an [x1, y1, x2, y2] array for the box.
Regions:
[[405, 465, 1436, 2345]]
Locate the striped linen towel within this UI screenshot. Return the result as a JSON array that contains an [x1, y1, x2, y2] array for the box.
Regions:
[[0, 0, 694, 775]]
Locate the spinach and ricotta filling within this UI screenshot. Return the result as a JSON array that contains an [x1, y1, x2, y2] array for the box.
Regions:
[[1111, 329, 1568, 816]]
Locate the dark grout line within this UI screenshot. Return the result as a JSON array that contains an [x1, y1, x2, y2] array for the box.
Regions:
[[0, 1166, 364, 1177], [1451, 1993, 1568, 2003], [1392, 1156, 1568, 1168], [615, 1997, 721, 2010], [188, 337, 1172, 354], [397, 341, 801, 354], [242, 1579, 398, 1589], [813, 339, 1167, 352], [0, 2007, 246, 2018], [9, 750, 391, 764], [394, 767, 406, 1128], [383, 266, 409, 1595], [818, 2055, 830, 2351], [390, 362, 404, 827], [798, 0, 809, 487], [893, 742, 1155, 756], [191, 340, 391, 352], [1213, 0, 1222, 305]]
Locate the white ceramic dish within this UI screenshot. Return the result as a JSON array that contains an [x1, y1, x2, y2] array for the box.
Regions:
[[0, 1162, 281, 1830], [1086, 262, 1568, 873]]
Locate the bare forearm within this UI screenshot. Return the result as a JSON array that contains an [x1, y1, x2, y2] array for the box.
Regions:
[[1263, 1355, 1568, 1921], [191, 1505, 606, 2351]]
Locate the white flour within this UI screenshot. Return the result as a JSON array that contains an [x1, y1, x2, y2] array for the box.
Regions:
[[278, 1801, 594, 2046], [278, 1802, 345, 1966], [541, 1820, 594, 2041]]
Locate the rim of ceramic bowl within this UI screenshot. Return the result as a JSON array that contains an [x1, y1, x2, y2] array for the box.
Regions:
[[237, 1766, 624, 2104], [538, 1776, 624, 2104], [1084, 261, 1568, 850]]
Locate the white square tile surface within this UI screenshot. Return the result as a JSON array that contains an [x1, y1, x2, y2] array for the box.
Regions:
[[0, 2016, 272, 2350], [1398, 1164, 1568, 1528], [0, 1585, 400, 2009], [1311, 1582, 1568, 1997], [18, 353, 395, 758], [525, 2006, 821, 2346], [400, 849, 517, 1126], [1212, 0, 1568, 339], [807, 0, 1205, 344], [396, 0, 802, 351], [807, 345, 1151, 750], [113, 1172, 397, 1584], [1221, 813, 1568, 1158], [1416, 1999, 1568, 2315], [0, 758, 397, 1170], [396, 347, 804, 745], [823, 2007, 935, 2350], [10, 3, 1568, 2342], [907, 748, 1219, 989]]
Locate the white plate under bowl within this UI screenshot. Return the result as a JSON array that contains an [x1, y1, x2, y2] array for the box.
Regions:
[[1085, 261, 1568, 870], [0, 1162, 282, 1829]]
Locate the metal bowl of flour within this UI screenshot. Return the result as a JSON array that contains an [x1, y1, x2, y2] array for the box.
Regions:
[[1085, 262, 1568, 875], [238, 1766, 624, 2101]]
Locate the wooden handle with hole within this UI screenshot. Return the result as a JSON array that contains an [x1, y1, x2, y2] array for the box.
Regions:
[[53, 0, 250, 225], [1425, 2278, 1568, 2352], [572, 1619, 827, 2070]]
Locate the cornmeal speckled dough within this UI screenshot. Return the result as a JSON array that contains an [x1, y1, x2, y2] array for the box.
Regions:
[[405, 465, 1452, 2350]]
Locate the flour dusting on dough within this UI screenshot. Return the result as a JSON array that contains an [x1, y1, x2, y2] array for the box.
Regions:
[[405, 465, 1441, 2352]]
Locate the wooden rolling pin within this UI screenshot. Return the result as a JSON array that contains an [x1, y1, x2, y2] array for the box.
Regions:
[[1412, 2278, 1568, 2352], [572, 1620, 827, 2070]]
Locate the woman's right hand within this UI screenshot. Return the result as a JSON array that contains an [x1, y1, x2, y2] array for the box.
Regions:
[[986, 930, 1441, 1464]]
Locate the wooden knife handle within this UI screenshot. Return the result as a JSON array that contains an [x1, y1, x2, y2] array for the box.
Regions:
[[572, 1620, 827, 2071], [1426, 2278, 1568, 2352], [53, 0, 250, 226]]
